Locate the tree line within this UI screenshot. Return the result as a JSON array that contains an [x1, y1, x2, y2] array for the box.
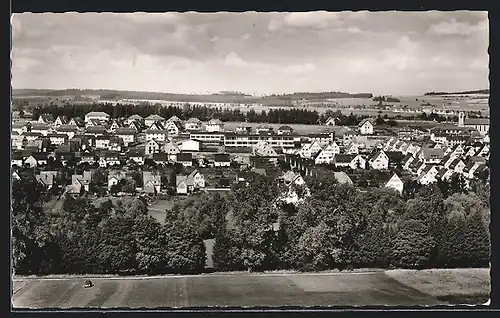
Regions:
[[12, 169, 490, 275]]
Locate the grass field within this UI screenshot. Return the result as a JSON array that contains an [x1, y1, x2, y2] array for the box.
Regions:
[[385, 268, 490, 305], [12, 272, 449, 309], [147, 199, 175, 225]]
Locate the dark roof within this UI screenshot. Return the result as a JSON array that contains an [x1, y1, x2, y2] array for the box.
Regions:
[[152, 152, 168, 161], [86, 126, 107, 133], [177, 152, 193, 162], [115, 127, 137, 135], [385, 151, 404, 163], [127, 149, 145, 157], [358, 118, 374, 127], [464, 118, 489, 126], [214, 153, 230, 162], [335, 154, 356, 163]]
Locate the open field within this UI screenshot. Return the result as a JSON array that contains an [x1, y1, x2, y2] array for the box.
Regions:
[[147, 199, 175, 225], [12, 272, 451, 309], [385, 268, 490, 305]]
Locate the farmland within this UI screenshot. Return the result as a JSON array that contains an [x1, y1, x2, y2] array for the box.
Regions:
[[12, 269, 490, 309]]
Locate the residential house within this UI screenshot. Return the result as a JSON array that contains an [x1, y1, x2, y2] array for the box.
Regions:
[[56, 125, 79, 139], [324, 117, 337, 126], [358, 118, 374, 135], [253, 141, 279, 158], [36, 171, 58, 189], [447, 135, 469, 148], [214, 153, 231, 167], [37, 114, 54, 124], [126, 114, 144, 125], [314, 142, 340, 165], [402, 154, 415, 171], [205, 119, 224, 132], [85, 119, 102, 128], [115, 127, 136, 146], [277, 125, 293, 135], [464, 146, 478, 158], [166, 115, 181, 124], [177, 152, 193, 167], [145, 114, 166, 127], [12, 135, 27, 150], [30, 123, 50, 136], [23, 132, 43, 143], [95, 135, 111, 149], [152, 152, 168, 165], [176, 169, 205, 194], [180, 139, 200, 152], [280, 171, 310, 205], [342, 131, 358, 146], [129, 120, 144, 132], [68, 117, 85, 127], [105, 152, 121, 166], [344, 142, 359, 155], [449, 158, 466, 174], [384, 173, 404, 194], [332, 171, 353, 185], [145, 139, 161, 156], [298, 140, 323, 159], [25, 138, 50, 153], [79, 152, 97, 165], [85, 111, 110, 123], [164, 141, 181, 162], [385, 151, 404, 169], [128, 149, 145, 165], [71, 171, 92, 192], [236, 125, 252, 134], [107, 171, 126, 190], [164, 121, 182, 137], [47, 133, 68, 146], [148, 121, 165, 131], [146, 129, 169, 142], [85, 126, 108, 136], [108, 136, 124, 152], [476, 144, 489, 158], [440, 154, 457, 169], [54, 116, 68, 127], [335, 154, 366, 169], [12, 122, 28, 135], [436, 168, 454, 182], [417, 165, 439, 185], [256, 124, 274, 134], [143, 171, 162, 194], [25, 153, 48, 168], [55, 151, 75, 166], [185, 118, 202, 131], [11, 151, 24, 166], [368, 150, 389, 170], [418, 148, 445, 164]]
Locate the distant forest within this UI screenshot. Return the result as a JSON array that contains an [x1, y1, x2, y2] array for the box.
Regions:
[[424, 89, 489, 96]]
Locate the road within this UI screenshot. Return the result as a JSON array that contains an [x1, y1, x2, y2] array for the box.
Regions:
[[12, 272, 448, 309]]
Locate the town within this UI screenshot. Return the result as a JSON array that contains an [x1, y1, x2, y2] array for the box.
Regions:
[[11, 108, 490, 199]]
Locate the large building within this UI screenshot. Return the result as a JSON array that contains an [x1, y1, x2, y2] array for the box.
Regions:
[[84, 111, 110, 123], [458, 112, 489, 136]]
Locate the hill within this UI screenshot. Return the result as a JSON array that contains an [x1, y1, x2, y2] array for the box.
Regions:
[[424, 89, 489, 96]]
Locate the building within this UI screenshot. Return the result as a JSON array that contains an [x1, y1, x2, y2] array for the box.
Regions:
[[358, 118, 374, 135], [214, 153, 231, 167], [277, 125, 293, 135], [176, 169, 205, 194], [85, 126, 107, 136], [36, 171, 58, 189], [37, 114, 54, 124], [177, 152, 193, 167], [47, 133, 68, 146], [335, 154, 366, 169], [180, 139, 200, 152], [224, 133, 300, 148], [143, 171, 162, 194], [54, 116, 68, 127], [30, 123, 50, 136], [458, 112, 489, 136], [384, 173, 404, 194], [145, 129, 169, 142], [56, 125, 79, 139], [115, 127, 136, 146], [190, 132, 225, 145], [164, 142, 181, 162], [185, 118, 202, 131], [324, 117, 336, 126], [368, 150, 389, 170], [419, 148, 445, 164], [126, 114, 144, 125], [145, 139, 161, 156], [417, 165, 439, 185], [127, 149, 145, 165], [205, 119, 224, 132], [164, 121, 182, 136], [84, 111, 110, 123], [144, 114, 166, 127]]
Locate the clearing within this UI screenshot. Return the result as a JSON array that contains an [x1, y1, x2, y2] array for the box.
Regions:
[[147, 199, 175, 225]]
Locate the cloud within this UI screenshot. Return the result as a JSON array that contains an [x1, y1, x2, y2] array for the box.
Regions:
[[224, 52, 249, 67], [283, 11, 341, 29], [428, 18, 488, 35], [284, 63, 317, 75]]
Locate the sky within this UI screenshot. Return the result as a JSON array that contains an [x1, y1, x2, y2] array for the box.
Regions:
[[11, 11, 489, 96]]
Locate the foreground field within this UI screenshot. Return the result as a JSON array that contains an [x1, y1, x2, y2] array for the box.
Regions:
[[385, 268, 490, 304], [12, 270, 489, 309], [147, 199, 175, 225]]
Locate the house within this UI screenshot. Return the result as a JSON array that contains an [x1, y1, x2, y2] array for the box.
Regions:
[[36, 171, 58, 189], [277, 125, 293, 135], [164, 121, 182, 136], [384, 173, 404, 194], [98, 157, 108, 168], [148, 121, 165, 131], [65, 179, 87, 196], [145, 114, 166, 127], [417, 165, 439, 185], [114, 127, 136, 146], [47, 133, 68, 146], [464, 146, 478, 158], [314, 142, 340, 165], [440, 154, 457, 169], [298, 140, 323, 159], [205, 119, 224, 132], [280, 171, 310, 204], [143, 171, 162, 194], [85, 119, 102, 128], [25, 153, 48, 168], [476, 144, 489, 158], [95, 135, 111, 149], [343, 131, 358, 146], [85, 126, 107, 136], [107, 171, 127, 190], [127, 149, 145, 165], [37, 114, 54, 124], [11, 151, 24, 167], [358, 118, 374, 135], [108, 136, 124, 152], [12, 135, 27, 150], [180, 139, 200, 152], [105, 152, 121, 166], [126, 114, 144, 125], [418, 148, 445, 164], [256, 124, 274, 134], [54, 116, 68, 127], [25, 138, 50, 153], [166, 115, 182, 124], [30, 123, 50, 136], [152, 152, 168, 165], [436, 168, 454, 181], [344, 142, 359, 155], [129, 120, 144, 132], [385, 151, 404, 168], [335, 154, 366, 169], [23, 132, 43, 143], [145, 129, 169, 142], [12, 122, 27, 135], [332, 171, 353, 185], [71, 171, 92, 192], [185, 118, 202, 131], [109, 119, 123, 132], [368, 150, 389, 170], [85, 111, 110, 123], [236, 125, 252, 134], [164, 141, 181, 162], [145, 139, 161, 156], [214, 153, 231, 167], [55, 151, 75, 166], [324, 117, 337, 126], [79, 152, 97, 165], [56, 125, 79, 139], [68, 117, 85, 127], [402, 154, 415, 170], [177, 152, 193, 167], [253, 141, 279, 157], [449, 158, 466, 174], [176, 169, 205, 194]]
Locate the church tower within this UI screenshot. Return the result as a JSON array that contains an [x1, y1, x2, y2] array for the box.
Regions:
[[458, 111, 465, 127]]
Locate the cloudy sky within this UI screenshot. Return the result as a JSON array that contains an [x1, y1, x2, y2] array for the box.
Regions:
[[11, 11, 489, 95]]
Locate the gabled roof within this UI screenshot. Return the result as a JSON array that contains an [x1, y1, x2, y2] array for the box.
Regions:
[[421, 148, 445, 159], [115, 127, 137, 135], [358, 118, 374, 127], [436, 168, 451, 179], [57, 125, 79, 132], [86, 126, 107, 133], [39, 114, 54, 122], [85, 111, 110, 117], [186, 117, 202, 123], [143, 171, 161, 185], [335, 154, 356, 163], [278, 125, 293, 131], [402, 153, 414, 164], [464, 118, 490, 126], [128, 114, 143, 120], [177, 152, 193, 162], [30, 122, 50, 130], [207, 118, 222, 125], [369, 150, 387, 162], [449, 158, 464, 169], [152, 152, 168, 162]]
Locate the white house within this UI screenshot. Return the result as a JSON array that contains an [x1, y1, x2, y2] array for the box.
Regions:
[[335, 154, 366, 169], [144, 114, 166, 127], [437, 168, 454, 181], [368, 150, 389, 170], [176, 169, 205, 194], [115, 127, 136, 146], [205, 119, 224, 132], [298, 140, 323, 159], [253, 141, 278, 157], [417, 165, 439, 185], [164, 141, 181, 162], [324, 117, 336, 126], [146, 129, 169, 142], [185, 118, 202, 131], [358, 118, 374, 135], [105, 152, 121, 166], [54, 116, 68, 127], [177, 152, 193, 167], [314, 142, 340, 165], [127, 149, 145, 165], [145, 139, 161, 156], [419, 148, 445, 164], [84, 111, 110, 123], [344, 142, 359, 155], [180, 139, 200, 152], [30, 123, 50, 136], [56, 125, 79, 139], [280, 171, 310, 205], [95, 136, 111, 149], [449, 158, 466, 174], [384, 173, 404, 194], [164, 121, 182, 136], [47, 133, 68, 146]]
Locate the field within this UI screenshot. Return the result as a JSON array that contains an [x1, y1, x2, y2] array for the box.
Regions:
[[147, 199, 175, 225], [11, 269, 490, 309], [385, 268, 490, 304]]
